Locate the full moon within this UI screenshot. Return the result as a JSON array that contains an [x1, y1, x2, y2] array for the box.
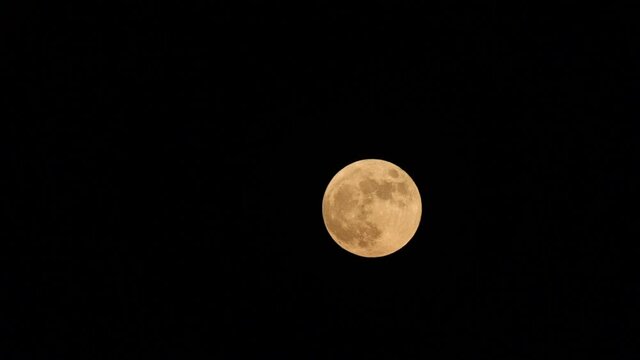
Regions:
[[322, 159, 422, 258]]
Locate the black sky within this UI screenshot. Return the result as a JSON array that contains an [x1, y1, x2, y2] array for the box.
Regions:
[[4, 1, 639, 359]]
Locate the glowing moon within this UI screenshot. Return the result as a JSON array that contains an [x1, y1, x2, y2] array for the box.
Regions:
[[322, 159, 422, 257]]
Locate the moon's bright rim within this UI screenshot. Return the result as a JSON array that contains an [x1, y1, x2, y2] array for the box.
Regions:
[[322, 159, 422, 257]]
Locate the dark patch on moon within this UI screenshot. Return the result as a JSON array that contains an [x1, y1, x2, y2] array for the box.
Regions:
[[358, 178, 377, 195], [356, 221, 382, 248], [393, 200, 407, 208], [376, 180, 393, 200], [359, 178, 394, 201], [395, 181, 409, 195], [388, 169, 399, 178], [356, 196, 374, 222], [334, 184, 358, 213]]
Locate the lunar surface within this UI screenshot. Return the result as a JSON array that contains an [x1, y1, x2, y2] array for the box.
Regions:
[[322, 159, 422, 257]]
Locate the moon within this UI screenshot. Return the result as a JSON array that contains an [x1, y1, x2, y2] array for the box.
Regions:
[[322, 159, 422, 258]]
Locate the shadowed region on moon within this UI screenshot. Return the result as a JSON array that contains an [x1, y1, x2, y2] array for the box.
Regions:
[[322, 159, 422, 257]]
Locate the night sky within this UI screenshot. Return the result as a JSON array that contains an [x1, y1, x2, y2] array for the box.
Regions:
[[4, 2, 639, 358]]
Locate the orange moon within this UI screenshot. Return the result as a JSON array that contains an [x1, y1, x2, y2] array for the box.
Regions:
[[322, 159, 422, 257]]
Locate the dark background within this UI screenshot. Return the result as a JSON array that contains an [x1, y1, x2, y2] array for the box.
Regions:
[[3, 1, 639, 358]]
